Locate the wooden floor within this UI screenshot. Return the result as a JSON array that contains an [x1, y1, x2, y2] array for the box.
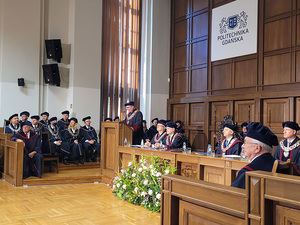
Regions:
[[0, 180, 161, 224]]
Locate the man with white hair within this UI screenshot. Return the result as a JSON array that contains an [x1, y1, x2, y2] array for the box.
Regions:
[[231, 122, 278, 189]]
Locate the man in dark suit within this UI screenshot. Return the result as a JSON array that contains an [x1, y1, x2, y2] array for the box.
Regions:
[[11, 121, 43, 179], [231, 122, 277, 189], [274, 121, 300, 175]]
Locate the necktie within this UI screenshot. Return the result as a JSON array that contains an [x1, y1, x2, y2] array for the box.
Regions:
[[224, 140, 228, 147]]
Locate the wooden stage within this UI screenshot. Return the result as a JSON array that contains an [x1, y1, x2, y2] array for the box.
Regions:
[[23, 162, 102, 186]]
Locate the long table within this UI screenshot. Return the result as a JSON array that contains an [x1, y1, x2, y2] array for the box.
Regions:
[[117, 146, 248, 186]]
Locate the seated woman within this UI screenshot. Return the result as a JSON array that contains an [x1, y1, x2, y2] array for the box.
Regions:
[[216, 123, 242, 155], [164, 121, 183, 149], [63, 117, 84, 164], [145, 120, 167, 148]]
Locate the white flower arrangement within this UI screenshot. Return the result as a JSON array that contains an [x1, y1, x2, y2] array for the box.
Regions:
[[112, 155, 176, 212]]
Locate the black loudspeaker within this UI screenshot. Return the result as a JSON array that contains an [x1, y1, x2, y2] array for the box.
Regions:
[[42, 64, 61, 86], [18, 78, 25, 86], [45, 39, 62, 63]]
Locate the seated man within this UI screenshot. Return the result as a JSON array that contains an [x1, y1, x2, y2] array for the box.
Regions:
[[274, 121, 300, 175], [142, 120, 149, 142], [80, 116, 100, 162], [104, 118, 112, 122], [46, 117, 70, 165], [5, 113, 21, 135], [231, 122, 277, 189], [216, 123, 242, 155], [11, 121, 43, 179], [19, 111, 30, 127], [30, 115, 45, 135], [147, 118, 158, 141], [114, 116, 120, 122], [40, 112, 50, 126], [164, 121, 183, 149], [145, 120, 167, 148], [57, 110, 70, 130]]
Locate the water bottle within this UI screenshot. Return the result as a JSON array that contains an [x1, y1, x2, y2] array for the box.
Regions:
[[124, 137, 128, 146], [141, 139, 144, 147], [182, 142, 187, 152], [207, 144, 212, 157], [160, 140, 164, 149]]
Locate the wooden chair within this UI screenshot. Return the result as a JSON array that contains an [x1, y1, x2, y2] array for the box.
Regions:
[[41, 132, 59, 174], [272, 159, 294, 175]]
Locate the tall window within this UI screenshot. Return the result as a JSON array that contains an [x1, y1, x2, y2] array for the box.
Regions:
[[101, 0, 141, 121]]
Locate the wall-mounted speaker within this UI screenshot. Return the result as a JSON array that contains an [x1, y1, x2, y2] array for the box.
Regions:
[[45, 39, 62, 63], [18, 78, 25, 86], [42, 64, 61, 86]]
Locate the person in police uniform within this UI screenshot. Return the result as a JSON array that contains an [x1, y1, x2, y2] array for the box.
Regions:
[[216, 123, 242, 156], [274, 121, 300, 175], [11, 121, 43, 179], [80, 116, 100, 162], [231, 122, 277, 189], [163, 121, 183, 149], [46, 117, 70, 165], [63, 117, 84, 164], [5, 113, 21, 135], [30, 115, 46, 135], [40, 112, 50, 126], [57, 110, 70, 130], [123, 101, 143, 145]]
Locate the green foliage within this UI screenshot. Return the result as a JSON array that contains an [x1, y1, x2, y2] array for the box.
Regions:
[[112, 155, 176, 212]]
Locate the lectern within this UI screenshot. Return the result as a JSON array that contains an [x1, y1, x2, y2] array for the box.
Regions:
[[100, 122, 132, 182]]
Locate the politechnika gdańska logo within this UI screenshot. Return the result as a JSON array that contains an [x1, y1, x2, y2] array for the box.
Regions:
[[218, 11, 248, 45]]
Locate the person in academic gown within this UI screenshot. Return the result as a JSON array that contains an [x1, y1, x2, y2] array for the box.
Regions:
[[10, 121, 43, 179], [57, 110, 70, 130], [63, 117, 84, 164], [123, 101, 143, 145], [147, 118, 158, 141], [175, 120, 185, 134], [274, 121, 300, 175], [163, 121, 183, 149], [231, 122, 277, 189], [216, 123, 242, 155], [30, 115, 46, 135], [5, 113, 21, 135], [80, 116, 101, 162], [46, 117, 70, 165], [114, 116, 120, 122], [40, 112, 50, 127], [19, 111, 30, 127], [145, 120, 167, 148], [142, 120, 149, 142], [240, 122, 248, 142]]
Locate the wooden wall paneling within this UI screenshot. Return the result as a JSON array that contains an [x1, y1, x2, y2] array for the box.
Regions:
[[295, 97, 300, 125], [189, 130, 206, 151], [264, 18, 292, 52], [174, 45, 187, 70], [263, 98, 289, 133], [211, 62, 232, 90], [210, 101, 232, 126], [174, 71, 189, 94], [297, 15, 300, 46], [234, 59, 257, 88], [192, 0, 209, 13], [190, 67, 207, 92], [190, 103, 205, 126], [172, 104, 189, 127], [296, 51, 300, 82], [174, 0, 188, 19], [264, 0, 292, 19], [174, 20, 187, 44], [234, 100, 255, 128], [263, 53, 291, 85]]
